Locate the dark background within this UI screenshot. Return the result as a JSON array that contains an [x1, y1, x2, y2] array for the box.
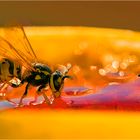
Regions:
[[0, 1, 140, 31]]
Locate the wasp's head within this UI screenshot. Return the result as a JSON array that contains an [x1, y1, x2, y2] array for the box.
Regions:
[[50, 64, 72, 98]]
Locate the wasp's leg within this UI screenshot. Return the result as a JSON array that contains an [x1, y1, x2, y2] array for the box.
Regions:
[[0, 82, 17, 105], [5, 97, 17, 105], [0, 82, 7, 91], [49, 94, 55, 104], [37, 85, 50, 105], [18, 83, 30, 107], [0, 83, 8, 99], [28, 94, 38, 105]]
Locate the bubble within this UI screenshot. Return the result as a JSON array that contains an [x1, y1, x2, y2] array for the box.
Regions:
[[112, 61, 119, 69], [99, 69, 106, 76], [90, 65, 97, 71], [119, 71, 125, 77]]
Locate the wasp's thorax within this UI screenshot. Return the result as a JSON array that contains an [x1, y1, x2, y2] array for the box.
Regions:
[[21, 62, 52, 85]]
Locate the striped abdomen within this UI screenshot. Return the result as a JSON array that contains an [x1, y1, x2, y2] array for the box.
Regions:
[[0, 58, 22, 82]]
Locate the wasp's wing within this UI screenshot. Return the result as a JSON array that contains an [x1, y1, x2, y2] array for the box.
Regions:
[[3, 26, 38, 62], [0, 37, 34, 71], [0, 26, 38, 71]]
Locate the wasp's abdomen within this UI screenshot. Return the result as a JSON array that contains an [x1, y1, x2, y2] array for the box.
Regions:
[[0, 58, 22, 82]]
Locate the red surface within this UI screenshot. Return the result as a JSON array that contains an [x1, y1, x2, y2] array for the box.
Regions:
[[7, 78, 140, 111]]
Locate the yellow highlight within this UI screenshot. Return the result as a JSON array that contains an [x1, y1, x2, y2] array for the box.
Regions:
[[42, 70, 49, 75], [35, 75, 41, 80]]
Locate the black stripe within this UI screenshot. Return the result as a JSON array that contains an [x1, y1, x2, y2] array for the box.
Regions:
[[5, 59, 14, 75], [53, 74, 61, 91], [16, 66, 21, 80]]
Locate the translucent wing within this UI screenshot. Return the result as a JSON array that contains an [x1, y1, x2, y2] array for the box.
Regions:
[[0, 26, 37, 71]]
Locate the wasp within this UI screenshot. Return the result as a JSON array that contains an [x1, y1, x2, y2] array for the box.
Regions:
[[0, 26, 72, 106]]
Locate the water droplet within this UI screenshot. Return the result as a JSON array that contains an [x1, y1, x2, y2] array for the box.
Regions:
[[112, 61, 119, 69], [99, 69, 106, 76], [119, 71, 125, 77], [90, 65, 97, 71]]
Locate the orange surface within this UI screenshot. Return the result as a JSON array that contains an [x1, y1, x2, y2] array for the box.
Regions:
[[1, 26, 140, 139]]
